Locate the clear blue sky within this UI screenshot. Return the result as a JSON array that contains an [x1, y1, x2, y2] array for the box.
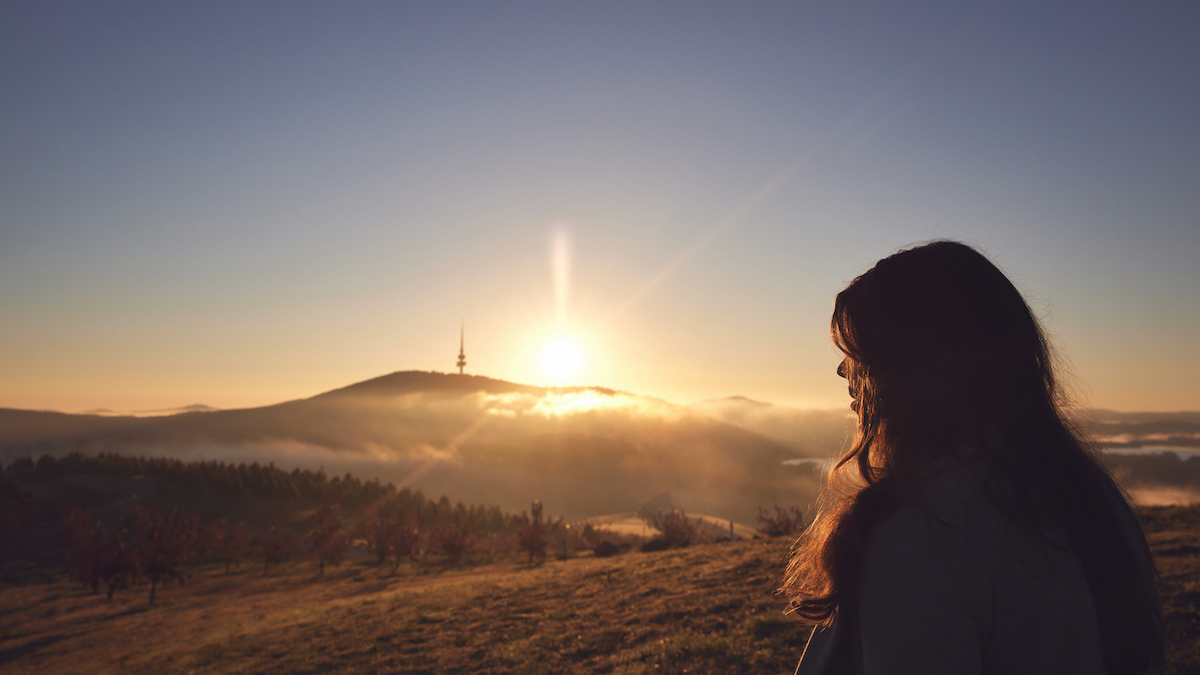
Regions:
[[2, 1, 1197, 412]]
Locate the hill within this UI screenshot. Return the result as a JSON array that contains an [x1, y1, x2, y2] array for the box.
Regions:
[[7, 373, 1198, 520], [687, 396, 852, 458], [689, 397, 1200, 506], [0, 372, 820, 525], [1083, 410, 1200, 449]]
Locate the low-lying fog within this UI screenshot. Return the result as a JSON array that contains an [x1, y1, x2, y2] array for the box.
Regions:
[[3, 373, 1197, 518]]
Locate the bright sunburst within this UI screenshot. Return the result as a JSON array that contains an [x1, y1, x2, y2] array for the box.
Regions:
[[540, 338, 582, 382]]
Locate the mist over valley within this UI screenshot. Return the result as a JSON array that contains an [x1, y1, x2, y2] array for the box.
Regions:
[[3, 372, 1198, 520], [0, 372, 826, 525]]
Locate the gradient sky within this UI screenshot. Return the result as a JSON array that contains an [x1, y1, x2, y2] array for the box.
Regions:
[[2, 1, 1198, 413]]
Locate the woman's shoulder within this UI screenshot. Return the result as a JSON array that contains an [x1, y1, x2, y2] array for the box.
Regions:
[[864, 458, 1050, 575], [876, 458, 1002, 535], [861, 461, 999, 599]]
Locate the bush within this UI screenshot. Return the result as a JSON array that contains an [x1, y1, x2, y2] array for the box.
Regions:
[[640, 538, 670, 553], [593, 541, 620, 558], [650, 509, 700, 548], [756, 504, 808, 538]]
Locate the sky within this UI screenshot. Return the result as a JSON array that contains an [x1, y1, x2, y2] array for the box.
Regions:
[[1, 1, 1198, 414]]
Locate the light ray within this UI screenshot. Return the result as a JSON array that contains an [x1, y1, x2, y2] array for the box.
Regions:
[[393, 412, 494, 490], [552, 225, 570, 333], [596, 20, 975, 331]]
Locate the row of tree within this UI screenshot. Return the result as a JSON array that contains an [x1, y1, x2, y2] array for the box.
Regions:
[[62, 502, 197, 602], [9, 453, 393, 506], [54, 494, 566, 604], [3, 452, 806, 602]]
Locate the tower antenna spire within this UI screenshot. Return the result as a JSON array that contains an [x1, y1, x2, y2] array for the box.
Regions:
[[456, 319, 467, 375]]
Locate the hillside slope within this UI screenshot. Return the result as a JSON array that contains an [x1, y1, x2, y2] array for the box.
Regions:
[[3, 506, 1199, 674]]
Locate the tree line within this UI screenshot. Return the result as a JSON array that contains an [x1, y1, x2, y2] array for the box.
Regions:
[[1, 452, 804, 603], [15, 452, 394, 506], [1, 452, 572, 602]]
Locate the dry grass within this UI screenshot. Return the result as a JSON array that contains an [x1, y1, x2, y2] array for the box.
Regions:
[[5, 506, 1200, 674], [0, 539, 809, 674], [1141, 505, 1200, 675]]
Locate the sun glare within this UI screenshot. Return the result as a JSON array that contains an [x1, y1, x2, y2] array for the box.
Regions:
[[541, 338, 582, 382]]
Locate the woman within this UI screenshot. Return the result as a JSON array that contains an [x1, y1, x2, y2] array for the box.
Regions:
[[783, 241, 1164, 674]]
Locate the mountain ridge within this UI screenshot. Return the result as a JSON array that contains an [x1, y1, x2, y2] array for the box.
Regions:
[[0, 371, 822, 524]]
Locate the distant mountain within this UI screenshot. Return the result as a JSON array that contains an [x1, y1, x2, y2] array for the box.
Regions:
[[688, 396, 853, 458], [689, 397, 1200, 454], [0, 371, 820, 524], [9, 373, 1190, 515], [1082, 410, 1200, 448], [687, 397, 1200, 506], [78, 403, 220, 417]]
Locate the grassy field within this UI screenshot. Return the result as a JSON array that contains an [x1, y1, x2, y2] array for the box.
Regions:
[[4, 505, 1200, 675], [0, 538, 808, 674]]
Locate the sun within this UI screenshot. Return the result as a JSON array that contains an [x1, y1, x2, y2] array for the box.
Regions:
[[540, 338, 583, 382]]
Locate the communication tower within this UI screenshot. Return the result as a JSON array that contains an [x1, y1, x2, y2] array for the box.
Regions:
[[456, 321, 467, 374]]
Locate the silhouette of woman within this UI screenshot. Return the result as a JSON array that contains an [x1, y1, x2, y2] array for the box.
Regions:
[[783, 241, 1164, 674]]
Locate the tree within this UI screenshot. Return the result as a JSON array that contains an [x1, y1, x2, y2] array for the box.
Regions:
[[190, 520, 214, 565], [432, 518, 475, 564], [0, 475, 33, 565], [517, 500, 549, 566], [61, 506, 104, 593], [364, 505, 420, 574], [212, 520, 249, 574], [97, 533, 139, 600], [62, 504, 142, 599], [125, 504, 196, 604], [364, 507, 400, 566], [309, 503, 350, 577], [385, 521, 421, 575], [256, 526, 299, 576]]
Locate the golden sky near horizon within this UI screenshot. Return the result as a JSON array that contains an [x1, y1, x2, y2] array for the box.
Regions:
[[1, 3, 1197, 414]]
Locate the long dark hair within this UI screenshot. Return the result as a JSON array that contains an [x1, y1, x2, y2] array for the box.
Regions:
[[781, 240, 1162, 674]]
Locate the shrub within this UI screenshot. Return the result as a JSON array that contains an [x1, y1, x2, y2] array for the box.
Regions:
[[593, 541, 620, 558], [650, 509, 700, 548], [640, 538, 671, 553], [756, 504, 808, 538]]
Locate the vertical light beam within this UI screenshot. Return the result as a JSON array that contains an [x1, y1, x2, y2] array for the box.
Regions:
[[552, 225, 570, 333]]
